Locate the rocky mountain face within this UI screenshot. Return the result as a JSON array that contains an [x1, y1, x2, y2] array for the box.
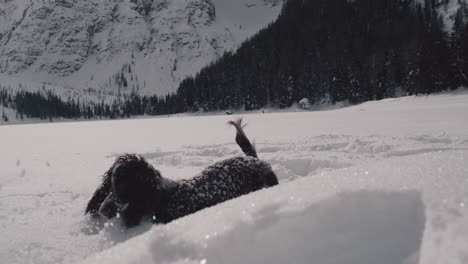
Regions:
[[0, 0, 282, 96]]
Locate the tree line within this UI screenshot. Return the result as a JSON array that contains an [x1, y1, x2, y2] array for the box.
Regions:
[[0, 86, 178, 121]]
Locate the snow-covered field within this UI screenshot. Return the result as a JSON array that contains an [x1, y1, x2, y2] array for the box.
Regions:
[[0, 90, 467, 264]]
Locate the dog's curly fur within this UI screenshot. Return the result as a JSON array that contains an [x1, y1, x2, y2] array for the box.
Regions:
[[85, 119, 278, 227]]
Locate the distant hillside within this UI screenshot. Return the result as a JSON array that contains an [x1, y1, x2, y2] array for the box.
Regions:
[[175, 0, 468, 111], [0, 0, 282, 96]]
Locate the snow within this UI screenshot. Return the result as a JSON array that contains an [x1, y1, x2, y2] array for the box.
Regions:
[[211, 0, 282, 42], [0, 89, 468, 264], [0, 0, 31, 35], [439, 0, 463, 32]]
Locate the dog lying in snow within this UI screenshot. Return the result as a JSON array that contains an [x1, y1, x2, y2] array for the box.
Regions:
[[85, 119, 278, 227]]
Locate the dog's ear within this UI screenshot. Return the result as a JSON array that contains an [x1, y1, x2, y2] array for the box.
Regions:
[[85, 167, 112, 217]]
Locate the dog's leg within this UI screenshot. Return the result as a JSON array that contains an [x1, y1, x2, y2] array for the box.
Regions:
[[228, 118, 258, 158]]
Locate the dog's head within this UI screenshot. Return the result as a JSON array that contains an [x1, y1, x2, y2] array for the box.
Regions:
[[98, 154, 162, 227]]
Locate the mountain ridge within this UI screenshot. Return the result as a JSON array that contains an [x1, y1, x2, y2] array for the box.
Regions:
[[0, 0, 282, 96]]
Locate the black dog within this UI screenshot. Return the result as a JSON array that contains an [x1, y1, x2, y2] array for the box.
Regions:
[[85, 119, 278, 227]]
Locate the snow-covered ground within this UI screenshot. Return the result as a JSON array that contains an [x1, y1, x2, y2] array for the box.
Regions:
[[0, 89, 467, 264]]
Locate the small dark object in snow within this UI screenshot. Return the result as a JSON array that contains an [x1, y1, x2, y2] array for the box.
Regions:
[[225, 110, 233, 115], [85, 118, 278, 227]]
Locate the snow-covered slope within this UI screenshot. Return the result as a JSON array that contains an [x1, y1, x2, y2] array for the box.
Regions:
[[0, 89, 467, 264], [0, 0, 282, 96], [438, 0, 467, 32]]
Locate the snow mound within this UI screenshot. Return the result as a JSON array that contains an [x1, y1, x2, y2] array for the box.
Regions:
[[86, 191, 424, 264], [199, 191, 425, 264]]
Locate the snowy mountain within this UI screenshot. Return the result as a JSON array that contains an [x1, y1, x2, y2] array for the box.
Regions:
[[0, 0, 282, 96], [0, 0, 466, 123], [0, 89, 467, 263]]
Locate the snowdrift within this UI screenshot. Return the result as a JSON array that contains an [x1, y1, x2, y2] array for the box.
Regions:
[[82, 150, 466, 264]]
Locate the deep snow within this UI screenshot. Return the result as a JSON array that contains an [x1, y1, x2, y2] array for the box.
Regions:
[[0, 89, 467, 264]]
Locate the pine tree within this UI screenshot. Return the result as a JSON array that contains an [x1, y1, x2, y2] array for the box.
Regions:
[[1, 109, 8, 122]]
